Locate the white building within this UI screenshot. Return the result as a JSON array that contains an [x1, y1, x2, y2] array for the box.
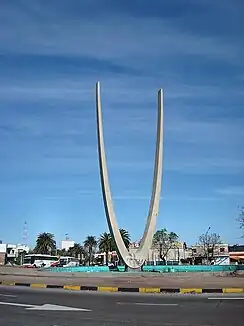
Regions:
[[61, 239, 75, 251], [129, 242, 230, 265], [0, 244, 7, 265], [190, 243, 230, 265], [0, 243, 29, 265]]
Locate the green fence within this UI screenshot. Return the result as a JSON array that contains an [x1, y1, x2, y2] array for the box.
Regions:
[[142, 265, 238, 272], [117, 265, 241, 272], [44, 266, 110, 273], [44, 264, 243, 273]]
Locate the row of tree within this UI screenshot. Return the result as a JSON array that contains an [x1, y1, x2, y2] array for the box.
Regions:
[[33, 206, 244, 265], [33, 229, 131, 266], [32, 226, 227, 266]]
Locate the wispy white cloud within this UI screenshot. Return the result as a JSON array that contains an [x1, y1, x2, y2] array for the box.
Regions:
[[215, 187, 244, 196], [165, 158, 244, 175], [1, 78, 243, 102], [113, 195, 225, 201], [0, 0, 243, 246], [0, 83, 92, 102], [167, 117, 244, 147], [0, 1, 243, 68]]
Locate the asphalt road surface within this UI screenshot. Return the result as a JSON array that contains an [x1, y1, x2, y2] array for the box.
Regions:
[[0, 286, 243, 326]]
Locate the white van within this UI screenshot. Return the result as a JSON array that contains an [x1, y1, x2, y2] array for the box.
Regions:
[[58, 256, 80, 267]]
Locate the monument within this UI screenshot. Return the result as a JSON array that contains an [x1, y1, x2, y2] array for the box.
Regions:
[[96, 82, 163, 269]]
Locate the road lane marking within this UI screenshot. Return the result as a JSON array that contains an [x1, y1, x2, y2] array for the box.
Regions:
[[0, 301, 92, 311], [0, 294, 17, 298], [135, 303, 178, 306], [208, 297, 244, 300], [117, 302, 178, 306], [0, 302, 34, 308], [27, 304, 91, 311]]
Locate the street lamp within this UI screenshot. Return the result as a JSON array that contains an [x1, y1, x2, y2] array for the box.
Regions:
[[206, 226, 211, 235], [205, 226, 211, 264]]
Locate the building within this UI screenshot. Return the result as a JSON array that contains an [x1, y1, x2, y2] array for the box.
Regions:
[[130, 241, 230, 266], [142, 242, 189, 265], [0, 243, 7, 265], [228, 245, 244, 263], [94, 251, 118, 265], [190, 243, 230, 265], [61, 239, 75, 251], [96, 241, 243, 266], [0, 243, 29, 265]]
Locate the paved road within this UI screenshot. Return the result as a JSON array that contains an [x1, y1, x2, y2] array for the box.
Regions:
[[0, 286, 243, 325]]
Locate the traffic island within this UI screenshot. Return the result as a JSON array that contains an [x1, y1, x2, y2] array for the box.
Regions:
[[0, 281, 244, 294], [0, 267, 244, 294]]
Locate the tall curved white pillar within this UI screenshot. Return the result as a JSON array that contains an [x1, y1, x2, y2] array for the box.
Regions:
[[96, 82, 163, 269]]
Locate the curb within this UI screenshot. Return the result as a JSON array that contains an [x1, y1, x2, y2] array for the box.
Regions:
[[1, 282, 244, 294]]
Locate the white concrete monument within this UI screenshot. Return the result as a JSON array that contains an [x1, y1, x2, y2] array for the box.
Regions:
[[96, 82, 163, 269]]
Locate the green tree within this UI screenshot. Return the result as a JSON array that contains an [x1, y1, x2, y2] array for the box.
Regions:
[[152, 228, 179, 263], [119, 229, 131, 249], [34, 232, 56, 254], [68, 243, 84, 259], [97, 229, 131, 266], [110, 229, 131, 251], [98, 232, 113, 265], [84, 236, 97, 266], [110, 228, 131, 266]]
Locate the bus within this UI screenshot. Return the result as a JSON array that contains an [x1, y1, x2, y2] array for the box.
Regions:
[[22, 254, 59, 268]]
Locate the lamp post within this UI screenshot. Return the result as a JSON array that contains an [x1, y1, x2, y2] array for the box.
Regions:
[[205, 226, 211, 265]]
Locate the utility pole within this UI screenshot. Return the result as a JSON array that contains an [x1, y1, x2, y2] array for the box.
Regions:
[[205, 226, 211, 265]]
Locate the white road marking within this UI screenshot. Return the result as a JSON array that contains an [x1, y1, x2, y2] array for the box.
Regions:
[[27, 304, 91, 311], [0, 302, 34, 308], [0, 294, 17, 298], [117, 302, 178, 306], [135, 303, 178, 306], [0, 301, 91, 311], [208, 297, 244, 300]]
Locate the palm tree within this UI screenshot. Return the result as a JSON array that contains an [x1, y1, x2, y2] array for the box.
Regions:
[[119, 229, 131, 249], [98, 232, 112, 265], [34, 232, 56, 254], [68, 243, 84, 259], [109, 229, 131, 266], [110, 229, 131, 251], [84, 236, 97, 266]]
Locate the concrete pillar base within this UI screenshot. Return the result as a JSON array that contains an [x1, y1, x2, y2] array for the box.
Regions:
[[126, 266, 143, 272]]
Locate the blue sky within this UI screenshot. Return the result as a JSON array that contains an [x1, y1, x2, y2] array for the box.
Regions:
[[0, 0, 243, 248]]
